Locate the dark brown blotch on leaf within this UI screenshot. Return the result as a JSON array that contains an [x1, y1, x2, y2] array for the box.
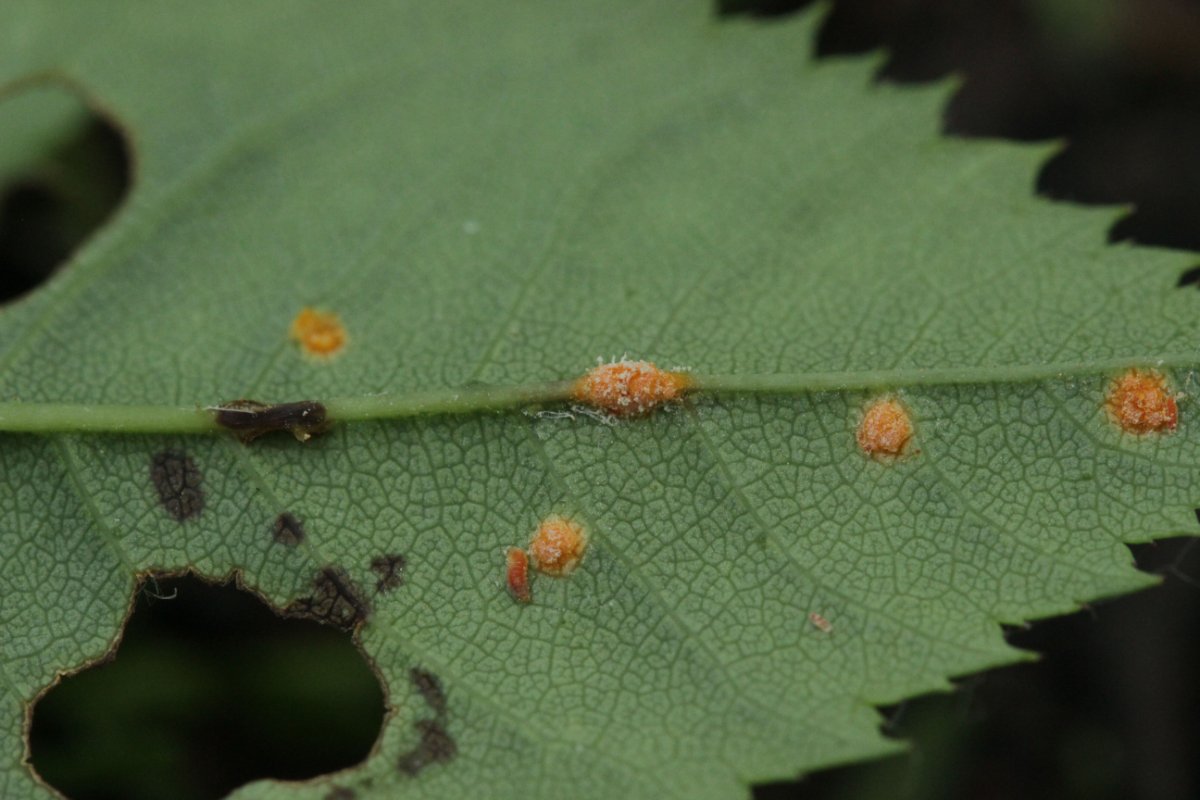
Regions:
[[149, 451, 205, 521], [324, 788, 355, 800], [273, 512, 305, 547], [397, 720, 457, 776], [410, 668, 447, 717], [369, 553, 406, 592], [286, 566, 370, 631], [397, 667, 456, 775]]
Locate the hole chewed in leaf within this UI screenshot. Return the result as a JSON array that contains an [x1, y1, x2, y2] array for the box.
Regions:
[[287, 566, 372, 631], [28, 574, 384, 800], [0, 83, 132, 304], [149, 450, 205, 521]]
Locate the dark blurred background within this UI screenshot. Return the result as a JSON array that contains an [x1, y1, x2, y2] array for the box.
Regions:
[[758, 538, 1200, 800], [10, 1, 1200, 798]]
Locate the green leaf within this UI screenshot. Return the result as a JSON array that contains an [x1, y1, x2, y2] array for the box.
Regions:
[[0, 3, 1195, 798]]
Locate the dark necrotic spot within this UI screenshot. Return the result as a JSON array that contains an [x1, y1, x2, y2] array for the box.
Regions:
[[397, 668, 455, 776], [287, 566, 371, 631], [273, 512, 306, 547], [410, 668, 447, 718], [1194, 508, 1200, 526], [324, 788, 356, 800], [370, 554, 406, 592], [397, 720, 457, 776], [149, 451, 205, 521]]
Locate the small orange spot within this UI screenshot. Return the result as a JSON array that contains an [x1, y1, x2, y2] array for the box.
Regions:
[[528, 516, 587, 576], [808, 612, 833, 634], [505, 548, 531, 604], [856, 398, 913, 457], [1107, 369, 1177, 434], [289, 307, 348, 357], [572, 359, 690, 417]]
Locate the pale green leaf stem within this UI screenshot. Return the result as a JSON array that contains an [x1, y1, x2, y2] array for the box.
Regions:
[[0, 357, 1185, 433]]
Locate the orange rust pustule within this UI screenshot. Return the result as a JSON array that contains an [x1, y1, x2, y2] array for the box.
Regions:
[[856, 398, 913, 457], [289, 307, 348, 357], [1107, 369, 1177, 434], [808, 612, 833, 634], [528, 516, 587, 576], [571, 360, 690, 417], [505, 548, 532, 604]]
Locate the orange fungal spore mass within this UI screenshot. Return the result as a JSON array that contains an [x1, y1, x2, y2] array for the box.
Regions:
[[528, 516, 587, 576], [856, 398, 913, 457], [1107, 369, 1177, 434], [289, 307, 348, 357], [572, 360, 690, 417], [808, 612, 833, 634]]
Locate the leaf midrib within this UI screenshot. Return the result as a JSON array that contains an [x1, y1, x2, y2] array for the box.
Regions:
[[0, 354, 1191, 435]]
